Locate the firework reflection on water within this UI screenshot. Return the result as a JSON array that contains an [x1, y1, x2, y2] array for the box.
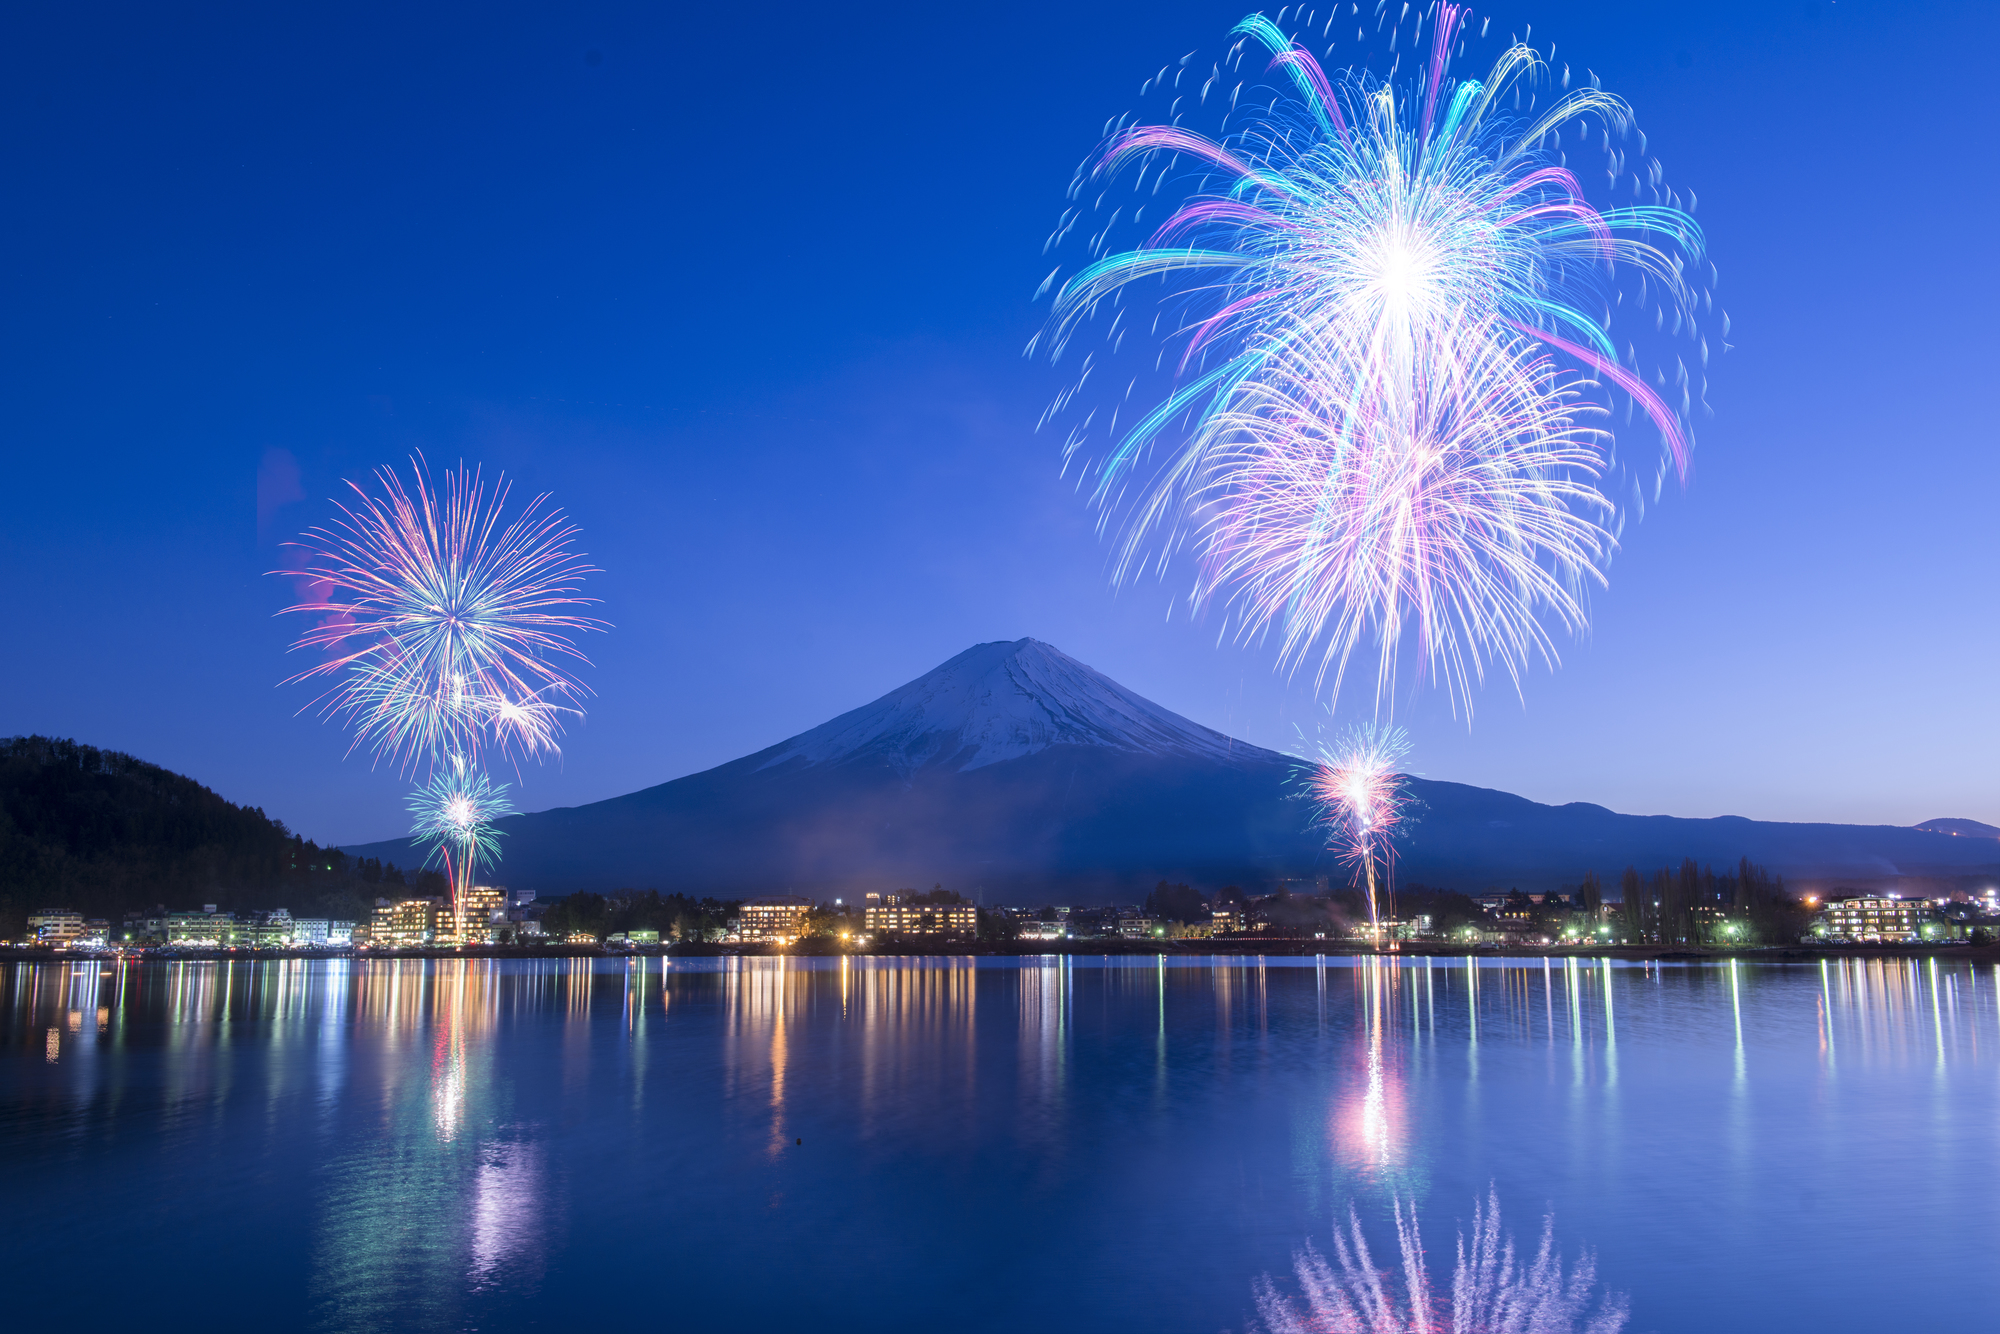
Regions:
[[1254, 1188, 1628, 1334]]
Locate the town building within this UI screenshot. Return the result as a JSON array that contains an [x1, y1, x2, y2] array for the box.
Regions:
[[1017, 919, 1065, 942], [1818, 895, 1928, 943], [288, 918, 356, 946], [446, 885, 508, 944], [1348, 916, 1436, 943], [1211, 906, 1244, 935], [28, 910, 84, 947], [865, 899, 976, 939], [240, 910, 293, 947], [740, 896, 815, 942], [166, 907, 236, 945], [120, 909, 171, 944], [370, 897, 446, 946]]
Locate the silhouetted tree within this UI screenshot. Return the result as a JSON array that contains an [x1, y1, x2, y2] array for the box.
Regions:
[[1579, 870, 1603, 917], [1144, 881, 1208, 923], [1617, 866, 1644, 940]]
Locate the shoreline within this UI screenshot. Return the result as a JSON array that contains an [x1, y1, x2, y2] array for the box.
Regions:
[[6, 940, 1996, 964]]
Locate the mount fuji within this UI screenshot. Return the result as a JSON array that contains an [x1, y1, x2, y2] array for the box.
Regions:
[[345, 638, 2000, 899], [750, 637, 1250, 774]]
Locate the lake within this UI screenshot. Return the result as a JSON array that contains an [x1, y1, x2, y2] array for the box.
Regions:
[[2, 954, 1992, 1331]]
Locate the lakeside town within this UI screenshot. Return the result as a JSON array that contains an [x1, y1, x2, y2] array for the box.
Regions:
[[15, 878, 2000, 956]]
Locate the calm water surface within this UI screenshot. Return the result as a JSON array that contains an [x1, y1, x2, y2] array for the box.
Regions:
[[3, 954, 1994, 1331]]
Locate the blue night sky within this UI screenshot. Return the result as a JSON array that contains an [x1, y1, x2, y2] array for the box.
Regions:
[[2, 0, 1994, 845]]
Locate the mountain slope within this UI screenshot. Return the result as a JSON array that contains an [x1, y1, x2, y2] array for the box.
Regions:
[[0, 735, 398, 933], [344, 639, 2000, 898], [1916, 818, 2000, 839]]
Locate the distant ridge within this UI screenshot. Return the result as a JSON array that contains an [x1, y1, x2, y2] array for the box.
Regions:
[[1916, 818, 2000, 839], [343, 638, 2000, 899]]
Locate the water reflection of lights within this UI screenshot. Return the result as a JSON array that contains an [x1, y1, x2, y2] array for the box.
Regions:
[[1331, 959, 1409, 1182], [433, 999, 466, 1143], [429, 961, 499, 1143], [1813, 955, 1989, 1069], [469, 1138, 545, 1289], [716, 955, 986, 1151], [1019, 957, 1067, 1096], [16, 951, 2000, 1301]]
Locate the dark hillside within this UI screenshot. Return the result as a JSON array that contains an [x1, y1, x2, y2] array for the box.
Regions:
[[0, 736, 427, 935]]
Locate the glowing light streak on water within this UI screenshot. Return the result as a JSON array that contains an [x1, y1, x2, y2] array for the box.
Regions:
[[1930, 956, 1947, 1068], [1729, 959, 1745, 1086], [1600, 956, 1617, 1088], [1332, 958, 1409, 1182]]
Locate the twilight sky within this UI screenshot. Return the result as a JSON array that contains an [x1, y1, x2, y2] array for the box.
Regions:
[[3, 0, 1995, 845]]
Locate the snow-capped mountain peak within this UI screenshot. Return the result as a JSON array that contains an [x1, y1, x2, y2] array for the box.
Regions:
[[756, 638, 1262, 775]]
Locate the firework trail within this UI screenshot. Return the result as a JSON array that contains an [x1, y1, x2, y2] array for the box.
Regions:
[[1252, 1188, 1629, 1333], [1037, 5, 1712, 712], [1308, 723, 1409, 942], [278, 457, 603, 774], [408, 765, 515, 941]]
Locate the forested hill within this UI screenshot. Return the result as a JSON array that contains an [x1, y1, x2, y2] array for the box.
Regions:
[[0, 736, 432, 936]]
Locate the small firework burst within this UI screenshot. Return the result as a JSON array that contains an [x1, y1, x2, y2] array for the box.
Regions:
[[1307, 724, 1410, 940], [407, 764, 515, 938]]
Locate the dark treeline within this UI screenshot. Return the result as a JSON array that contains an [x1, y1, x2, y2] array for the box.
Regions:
[[0, 736, 441, 936], [1257, 883, 1494, 936], [1601, 857, 1804, 944], [1143, 877, 1491, 936], [539, 891, 740, 942], [1142, 882, 1209, 922], [1136, 866, 1814, 945]]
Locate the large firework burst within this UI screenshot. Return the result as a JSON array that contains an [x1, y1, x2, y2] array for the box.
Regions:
[[278, 458, 603, 772], [1038, 6, 1711, 711]]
